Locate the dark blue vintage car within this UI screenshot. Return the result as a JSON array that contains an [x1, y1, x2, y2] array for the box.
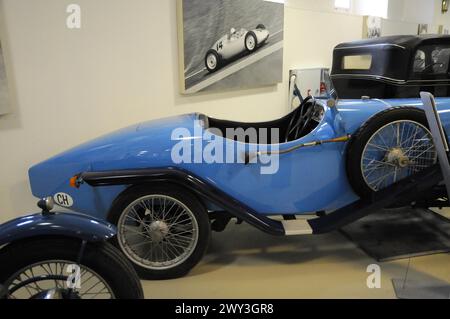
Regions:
[[28, 35, 450, 279], [0, 198, 143, 299]]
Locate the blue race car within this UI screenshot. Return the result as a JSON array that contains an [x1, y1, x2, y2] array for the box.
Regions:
[[29, 35, 450, 279]]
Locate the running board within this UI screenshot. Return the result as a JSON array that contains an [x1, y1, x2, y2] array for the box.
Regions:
[[304, 164, 442, 234], [281, 219, 313, 236]]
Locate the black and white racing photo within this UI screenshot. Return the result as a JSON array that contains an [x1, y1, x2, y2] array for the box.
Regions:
[[178, 0, 284, 94]]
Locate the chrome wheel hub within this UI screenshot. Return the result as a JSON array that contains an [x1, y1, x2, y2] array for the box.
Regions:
[[207, 54, 217, 69], [148, 220, 169, 243], [246, 36, 255, 50], [386, 148, 410, 168], [361, 120, 437, 191]]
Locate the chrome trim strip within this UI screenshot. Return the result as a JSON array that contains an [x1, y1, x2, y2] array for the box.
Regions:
[[372, 99, 393, 107], [331, 74, 406, 84], [408, 79, 450, 83], [334, 43, 406, 50], [331, 74, 450, 86]]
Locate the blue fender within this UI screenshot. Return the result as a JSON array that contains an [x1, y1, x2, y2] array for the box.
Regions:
[[0, 212, 116, 246]]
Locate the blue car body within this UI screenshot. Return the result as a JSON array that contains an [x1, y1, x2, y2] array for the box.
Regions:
[[28, 97, 450, 220]]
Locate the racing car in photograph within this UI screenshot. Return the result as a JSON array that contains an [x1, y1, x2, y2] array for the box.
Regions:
[[28, 35, 450, 280], [205, 24, 270, 72]]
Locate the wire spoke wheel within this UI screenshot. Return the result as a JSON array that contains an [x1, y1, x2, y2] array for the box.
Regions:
[[6, 260, 114, 299], [361, 120, 437, 191], [118, 195, 199, 270]]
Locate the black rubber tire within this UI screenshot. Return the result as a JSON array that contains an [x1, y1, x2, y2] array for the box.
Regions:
[[346, 107, 432, 198], [245, 31, 258, 52], [205, 49, 221, 73], [108, 184, 211, 280], [256, 24, 266, 30], [0, 237, 144, 299]]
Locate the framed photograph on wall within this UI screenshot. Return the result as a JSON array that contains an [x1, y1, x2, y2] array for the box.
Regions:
[[177, 0, 284, 94]]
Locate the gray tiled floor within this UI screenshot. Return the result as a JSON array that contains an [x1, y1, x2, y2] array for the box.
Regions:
[[142, 221, 450, 299]]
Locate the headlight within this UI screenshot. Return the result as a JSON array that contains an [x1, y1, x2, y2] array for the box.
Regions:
[[38, 197, 54, 212]]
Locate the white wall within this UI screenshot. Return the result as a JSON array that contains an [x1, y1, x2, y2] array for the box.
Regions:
[[1, 0, 449, 221], [381, 19, 419, 36], [390, 0, 435, 24], [434, 0, 450, 28], [383, 0, 450, 35], [0, 0, 363, 221], [288, 0, 437, 22]]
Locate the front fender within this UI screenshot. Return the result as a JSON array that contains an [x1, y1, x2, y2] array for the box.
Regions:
[[0, 212, 116, 246]]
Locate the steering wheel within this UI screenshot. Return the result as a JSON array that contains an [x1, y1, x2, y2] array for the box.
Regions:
[[285, 96, 316, 142], [423, 62, 445, 73]]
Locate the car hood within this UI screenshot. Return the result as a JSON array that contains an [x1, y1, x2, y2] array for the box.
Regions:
[[29, 113, 203, 198]]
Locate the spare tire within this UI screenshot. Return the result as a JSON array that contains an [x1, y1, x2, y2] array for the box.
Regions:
[[346, 107, 437, 198]]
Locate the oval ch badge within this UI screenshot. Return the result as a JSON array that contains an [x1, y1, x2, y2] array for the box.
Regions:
[[54, 193, 74, 208]]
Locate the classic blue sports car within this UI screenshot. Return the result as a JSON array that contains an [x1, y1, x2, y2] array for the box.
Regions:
[[29, 35, 450, 279]]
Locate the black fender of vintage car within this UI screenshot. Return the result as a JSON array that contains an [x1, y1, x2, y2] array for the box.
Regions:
[[78, 164, 444, 236]]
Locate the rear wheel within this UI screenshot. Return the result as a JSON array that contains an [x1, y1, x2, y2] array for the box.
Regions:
[[347, 107, 437, 198], [109, 185, 211, 280]]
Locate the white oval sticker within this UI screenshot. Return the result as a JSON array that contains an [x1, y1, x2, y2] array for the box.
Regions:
[[54, 193, 74, 208]]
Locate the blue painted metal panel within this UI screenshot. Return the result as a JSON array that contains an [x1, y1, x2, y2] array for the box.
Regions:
[[28, 98, 450, 218]]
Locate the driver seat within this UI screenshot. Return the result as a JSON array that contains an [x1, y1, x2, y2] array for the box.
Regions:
[[205, 98, 320, 144]]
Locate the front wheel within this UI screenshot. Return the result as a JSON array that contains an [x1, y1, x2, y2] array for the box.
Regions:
[[205, 49, 221, 73], [346, 107, 437, 198], [0, 238, 143, 299], [245, 31, 258, 52], [109, 185, 211, 280]]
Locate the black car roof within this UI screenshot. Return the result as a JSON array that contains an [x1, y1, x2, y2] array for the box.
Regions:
[[335, 35, 450, 51], [331, 35, 450, 99]]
